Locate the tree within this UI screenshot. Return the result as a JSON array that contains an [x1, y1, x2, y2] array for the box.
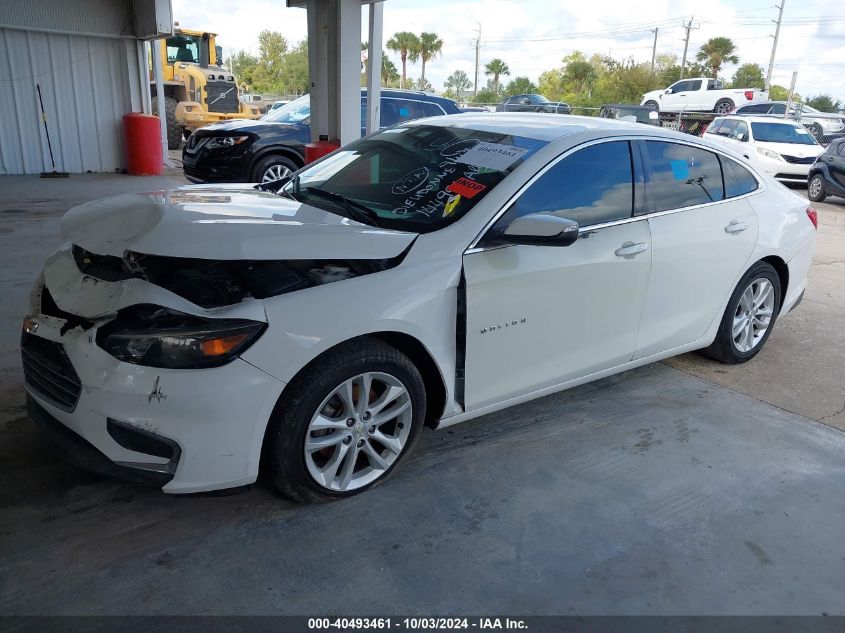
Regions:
[[695, 37, 739, 78], [381, 54, 400, 87], [417, 32, 443, 85], [730, 63, 765, 89], [505, 76, 537, 95], [484, 58, 510, 93], [769, 84, 800, 102], [562, 52, 597, 98], [444, 70, 473, 99], [387, 31, 420, 88], [805, 94, 842, 113], [227, 50, 259, 91], [472, 88, 500, 105], [416, 77, 433, 92]]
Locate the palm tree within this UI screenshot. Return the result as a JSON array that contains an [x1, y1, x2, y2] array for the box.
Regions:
[[387, 31, 420, 89], [444, 69, 473, 98], [417, 32, 443, 86], [484, 58, 510, 93], [695, 37, 739, 79], [381, 54, 400, 86]]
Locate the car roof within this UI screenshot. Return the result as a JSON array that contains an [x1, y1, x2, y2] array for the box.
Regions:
[[716, 114, 803, 125], [404, 112, 695, 142]]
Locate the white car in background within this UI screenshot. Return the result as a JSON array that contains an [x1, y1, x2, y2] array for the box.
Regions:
[[704, 115, 824, 184], [732, 101, 845, 141], [23, 115, 816, 502]]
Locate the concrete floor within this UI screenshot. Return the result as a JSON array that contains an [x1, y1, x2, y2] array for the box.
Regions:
[[1, 174, 844, 615]]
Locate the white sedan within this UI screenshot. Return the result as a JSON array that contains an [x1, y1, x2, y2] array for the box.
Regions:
[[23, 114, 817, 502], [703, 115, 824, 184]]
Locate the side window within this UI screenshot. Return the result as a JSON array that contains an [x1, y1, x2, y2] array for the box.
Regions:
[[671, 81, 688, 92], [732, 120, 749, 141], [380, 99, 423, 126], [507, 141, 634, 228], [837, 141, 845, 157], [707, 119, 724, 134], [421, 101, 444, 117], [716, 119, 738, 137], [721, 157, 759, 198], [642, 141, 724, 212], [688, 80, 702, 91], [770, 104, 786, 115]]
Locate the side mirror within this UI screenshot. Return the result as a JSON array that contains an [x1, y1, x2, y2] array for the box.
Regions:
[[502, 213, 580, 246], [664, 88, 674, 94]]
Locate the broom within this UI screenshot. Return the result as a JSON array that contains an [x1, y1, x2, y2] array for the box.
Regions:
[[37, 84, 68, 178]]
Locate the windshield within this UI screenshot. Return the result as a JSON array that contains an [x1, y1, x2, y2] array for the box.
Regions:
[[263, 94, 310, 124], [532, 95, 550, 103], [166, 34, 200, 64], [751, 122, 818, 145], [284, 124, 548, 233]]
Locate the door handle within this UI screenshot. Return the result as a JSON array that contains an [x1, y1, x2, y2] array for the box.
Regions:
[[725, 220, 749, 234], [615, 241, 649, 258]]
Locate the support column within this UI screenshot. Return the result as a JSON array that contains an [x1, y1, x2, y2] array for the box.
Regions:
[[335, 0, 362, 145], [150, 39, 171, 166], [306, 0, 330, 142], [366, 1, 384, 135]]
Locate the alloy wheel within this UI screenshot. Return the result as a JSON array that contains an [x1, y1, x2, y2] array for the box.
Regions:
[[304, 372, 413, 492], [809, 176, 823, 199], [732, 277, 776, 353], [262, 164, 292, 183], [716, 102, 732, 115]]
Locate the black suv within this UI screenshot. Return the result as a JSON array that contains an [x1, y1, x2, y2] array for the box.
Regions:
[[808, 138, 845, 203], [182, 89, 461, 183], [495, 94, 571, 114]]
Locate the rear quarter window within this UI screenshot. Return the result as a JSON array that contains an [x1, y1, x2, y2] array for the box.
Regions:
[[721, 157, 759, 198]]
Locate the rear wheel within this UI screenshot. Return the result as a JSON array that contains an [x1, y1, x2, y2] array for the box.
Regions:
[[702, 261, 781, 364], [264, 337, 426, 503], [714, 99, 734, 115], [151, 96, 182, 149], [251, 154, 298, 184], [808, 174, 827, 202]]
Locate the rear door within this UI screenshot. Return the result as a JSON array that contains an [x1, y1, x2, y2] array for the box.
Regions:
[[634, 140, 759, 358], [463, 140, 652, 409]]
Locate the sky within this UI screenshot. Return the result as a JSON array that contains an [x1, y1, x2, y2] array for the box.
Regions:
[[176, 0, 845, 102]]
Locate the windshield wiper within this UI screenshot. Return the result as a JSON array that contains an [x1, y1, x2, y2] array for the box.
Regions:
[[303, 187, 380, 226]]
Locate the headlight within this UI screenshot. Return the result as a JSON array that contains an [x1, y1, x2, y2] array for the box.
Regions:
[[97, 305, 265, 369], [206, 135, 249, 149], [756, 147, 783, 161]]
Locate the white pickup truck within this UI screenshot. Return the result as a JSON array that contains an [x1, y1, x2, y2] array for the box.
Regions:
[[641, 78, 768, 115]]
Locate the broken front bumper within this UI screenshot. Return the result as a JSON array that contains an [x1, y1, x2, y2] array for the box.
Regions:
[[23, 253, 285, 494]]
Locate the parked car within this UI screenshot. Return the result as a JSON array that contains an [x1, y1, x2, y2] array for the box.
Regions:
[[26, 114, 816, 502], [460, 106, 491, 113], [732, 101, 845, 142], [641, 78, 766, 115], [703, 115, 824, 184], [182, 89, 462, 183], [807, 138, 845, 202], [496, 94, 571, 114], [268, 99, 291, 111], [599, 103, 660, 126]]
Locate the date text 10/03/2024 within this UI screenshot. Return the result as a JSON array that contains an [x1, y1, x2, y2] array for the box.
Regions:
[[307, 617, 528, 630]]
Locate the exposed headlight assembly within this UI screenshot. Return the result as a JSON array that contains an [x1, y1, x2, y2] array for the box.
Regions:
[[97, 305, 265, 369], [756, 147, 783, 161], [206, 135, 249, 149]]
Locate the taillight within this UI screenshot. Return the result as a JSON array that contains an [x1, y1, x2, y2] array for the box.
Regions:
[[806, 206, 818, 229], [744, 90, 754, 100]]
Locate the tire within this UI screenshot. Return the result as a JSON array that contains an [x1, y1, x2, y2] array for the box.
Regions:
[[151, 96, 182, 150], [702, 261, 781, 364], [251, 154, 299, 184], [644, 100, 659, 111], [808, 174, 827, 202], [264, 337, 426, 503], [714, 99, 734, 115]]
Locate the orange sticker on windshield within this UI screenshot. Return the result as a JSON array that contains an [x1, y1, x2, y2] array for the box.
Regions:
[[447, 177, 486, 199]]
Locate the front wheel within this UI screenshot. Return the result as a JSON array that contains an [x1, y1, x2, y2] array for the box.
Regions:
[[644, 100, 659, 111], [808, 174, 827, 202], [264, 337, 426, 503], [702, 261, 781, 364], [251, 154, 298, 184]]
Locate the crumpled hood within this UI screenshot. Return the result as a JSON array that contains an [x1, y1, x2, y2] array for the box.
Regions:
[[61, 184, 417, 260]]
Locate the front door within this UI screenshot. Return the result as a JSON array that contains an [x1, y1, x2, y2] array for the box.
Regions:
[[462, 140, 653, 410]]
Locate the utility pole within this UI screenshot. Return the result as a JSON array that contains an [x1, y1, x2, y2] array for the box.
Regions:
[[650, 28, 659, 73], [679, 16, 698, 79], [765, 0, 786, 92], [472, 22, 481, 97]]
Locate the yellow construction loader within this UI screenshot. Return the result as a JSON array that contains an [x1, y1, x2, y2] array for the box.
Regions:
[[151, 28, 260, 148]]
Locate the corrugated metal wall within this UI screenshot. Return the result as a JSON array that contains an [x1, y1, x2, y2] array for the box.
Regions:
[[0, 0, 134, 38], [0, 28, 146, 174]]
